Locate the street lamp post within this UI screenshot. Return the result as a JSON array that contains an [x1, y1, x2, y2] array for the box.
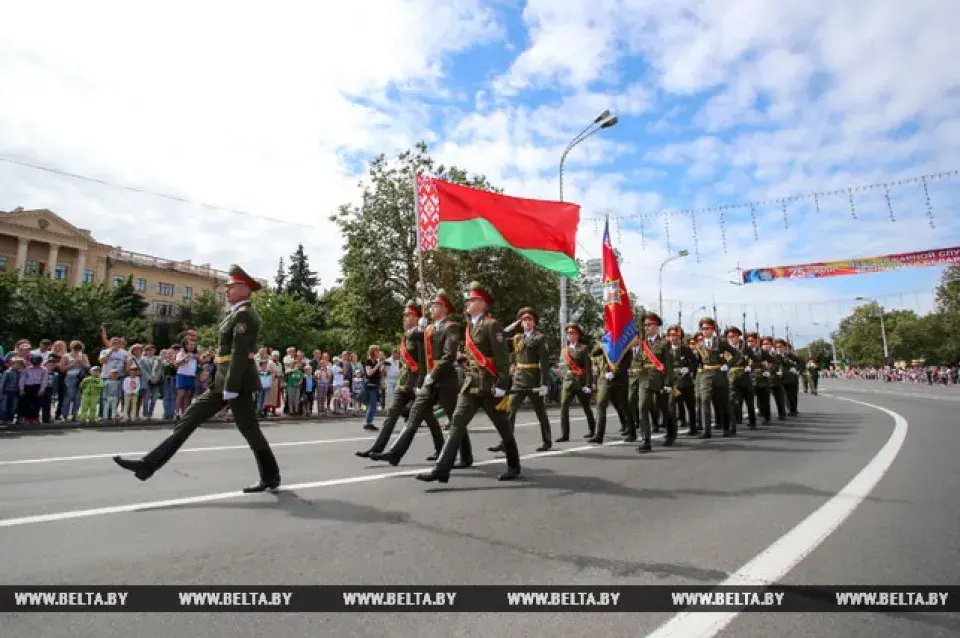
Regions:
[[658, 249, 689, 317], [855, 296, 890, 362], [558, 109, 619, 344], [812, 321, 838, 364]]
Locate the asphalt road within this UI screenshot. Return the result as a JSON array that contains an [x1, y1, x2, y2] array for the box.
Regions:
[[1, 380, 957, 638]]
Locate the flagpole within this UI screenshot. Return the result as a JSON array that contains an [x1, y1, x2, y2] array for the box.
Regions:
[[413, 172, 427, 310]]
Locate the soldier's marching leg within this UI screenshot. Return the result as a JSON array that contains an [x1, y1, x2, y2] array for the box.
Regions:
[[787, 382, 799, 416], [577, 389, 596, 437], [590, 384, 612, 444], [658, 389, 676, 445], [773, 383, 787, 420], [357, 389, 410, 457], [696, 373, 713, 438], [811, 375, 819, 395], [744, 381, 757, 428], [638, 388, 654, 452], [651, 400, 661, 433], [115, 390, 224, 480], [611, 384, 634, 444], [530, 392, 552, 451], [231, 391, 281, 491], [437, 389, 471, 466], [374, 390, 433, 464], [729, 382, 743, 427], [715, 376, 733, 435], [491, 391, 524, 453], [558, 384, 575, 441], [756, 386, 771, 424], [801, 374, 809, 394], [417, 393, 480, 483], [482, 397, 521, 480], [627, 378, 640, 436], [681, 387, 696, 433]]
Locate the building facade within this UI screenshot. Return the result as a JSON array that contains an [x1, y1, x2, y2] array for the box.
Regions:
[[0, 207, 266, 322]]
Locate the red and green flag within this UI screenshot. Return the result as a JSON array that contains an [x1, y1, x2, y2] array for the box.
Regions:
[[415, 174, 581, 278]]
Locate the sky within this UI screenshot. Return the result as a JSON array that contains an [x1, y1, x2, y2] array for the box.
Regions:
[[2, 0, 959, 347]]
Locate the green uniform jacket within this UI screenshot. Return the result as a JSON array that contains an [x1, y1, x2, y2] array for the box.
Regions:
[[592, 343, 633, 388], [806, 360, 820, 379], [632, 336, 674, 392], [743, 345, 767, 387], [669, 343, 699, 389], [505, 325, 550, 388], [727, 343, 753, 384], [781, 352, 801, 384], [425, 318, 461, 389], [761, 348, 784, 384], [694, 337, 744, 370], [562, 342, 593, 390], [214, 300, 261, 395], [462, 313, 511, 396], [396, 326, 428, 393]]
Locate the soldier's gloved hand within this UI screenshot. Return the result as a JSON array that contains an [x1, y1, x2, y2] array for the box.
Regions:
[[493, 387, 506, 398], [538, 385, 548, 396], [605, 372, 615, 380], [662, 386, 672, 394], [583, 387, 592, 395], [776, 371, 783, 376], [763, 371, 771, 377], [680, 367, 690, 375], [790, 367, 798, 374], [223, 390, 239, 400], [417, 317, 428, 329], [505, 320, 520, 332], [745, 366, 752, 373], [423, 374, 434, 386], [720, 364, 729, 372]]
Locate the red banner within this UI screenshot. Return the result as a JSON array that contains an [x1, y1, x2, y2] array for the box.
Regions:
[[742, 246, 960, 284]]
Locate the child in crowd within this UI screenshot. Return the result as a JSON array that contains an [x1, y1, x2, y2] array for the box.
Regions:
[[315, 364, 330, 415], [286, 364, 304, 416], [123, 367, 141, 421], [330, 358, 344, 414], [302, 365, 314, 416], [41, 355, 61, 423], [103, 368, 122, 422], [258, 359, 272, 416], [18, 354, 49, 424], [1, 357, 24, 423], [351, 370, 364, 416], [79, 366, 104, 423]]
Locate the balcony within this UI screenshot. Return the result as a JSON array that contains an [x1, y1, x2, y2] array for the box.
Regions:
[[108, 248, 231, 281]]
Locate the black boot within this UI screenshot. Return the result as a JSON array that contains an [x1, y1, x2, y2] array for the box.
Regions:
[[112, 456, 153, 481], [415, 470, 449, 483]]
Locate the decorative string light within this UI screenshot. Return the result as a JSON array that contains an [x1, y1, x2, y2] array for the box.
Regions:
[[847, 189, 857, 219], [921, 176, 935, 228], [690, 211, 701, 263], [884, 185, 895, 222], [663, 214, 671, 253], [749, 203, 759, 239]]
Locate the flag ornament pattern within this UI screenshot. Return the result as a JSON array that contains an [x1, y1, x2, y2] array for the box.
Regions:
[[600, 219, 638, 369], [414, 173, 581, 278]]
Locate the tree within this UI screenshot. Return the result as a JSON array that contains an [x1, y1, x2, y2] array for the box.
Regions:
[[181, 290, 224, 328], [252, 289, 322, 352], [934, 264, 960, 314], [112, 275, 149, 319], [331, 141, 565, 352], [285, 244, 319, 303], [797, 339, 833, 365], [274, 257, 286, 293]]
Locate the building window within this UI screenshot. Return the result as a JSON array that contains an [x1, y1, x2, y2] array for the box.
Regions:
[[83, 269, 95, 283], [25, 261, 43, 277], [157, 282, 175, 296], [136, 278, 147, 292], [0, 255, 7, 271], [183, 286, 193, 300], [113, 276, 125, 288], [54, 265, 68, 280]]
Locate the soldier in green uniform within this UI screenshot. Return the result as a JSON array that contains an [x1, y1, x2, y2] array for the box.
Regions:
[[557, 323, 595, 442], [760, 336, 787, 421], [356, 301, 444, 459], [806, 358, 820, 395], [800, 359, 811, 394], [693, 317, 743, 438], [666, 325, 698, 434], [416, 282, 520, 483], [636, 312, 675, 451], [689, 334, 704, 435], [491, 307, 553, 453], [741, 332, 764, 427], [373, 290, 471, 467], [779, 340, 801, 416], [113, 265, 281, 492], [724, 327, 756, 430], [588, 332, 635, 444], [752, 335, 774, 424]]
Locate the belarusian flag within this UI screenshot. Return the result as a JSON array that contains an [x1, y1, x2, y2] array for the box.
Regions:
[[415, 173, 581, 278]]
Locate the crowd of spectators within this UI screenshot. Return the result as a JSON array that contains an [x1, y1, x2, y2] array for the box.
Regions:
[[822, 365, 959, 385]]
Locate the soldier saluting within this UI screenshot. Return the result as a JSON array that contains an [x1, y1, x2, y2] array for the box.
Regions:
[[416, 282, 520, 484], [356, 301, 445, 459], [113, 265, 281, 493], [557, 323, 595, 442], [491, 306, 553, 453]]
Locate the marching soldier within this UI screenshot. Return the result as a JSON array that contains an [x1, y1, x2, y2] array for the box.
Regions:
[[557, 323, 596, 442], [492, 307, 553, 453], [725, 327, 757, 430], [806, 358, 820, 395], [743, 332, 765, 426], [416, 282, 520, 483], [801, 358, 811, 394], [356, 301, 444, 459], [666, 325, 697, 434], [636, 312, 675, 451], [373, 290, 472, 467], [693, 317, 743, 438], [779, 340, 801, 416], [760, 336, 787, 421], [113, 265, 281, 492], [589, 333, 635, 444], [688, 334, 704, 434]]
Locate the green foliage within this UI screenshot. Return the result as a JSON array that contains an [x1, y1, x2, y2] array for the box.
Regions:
[[796, 339, 833, 365], [252, 288, 322, 352], [274, 257, 286, 294], [180, 290, 224, 328], [330, 141, 570, 353], [285, 244, 319, 303]]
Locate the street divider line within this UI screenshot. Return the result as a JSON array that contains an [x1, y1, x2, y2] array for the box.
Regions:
[[644, 393, 908, 638]]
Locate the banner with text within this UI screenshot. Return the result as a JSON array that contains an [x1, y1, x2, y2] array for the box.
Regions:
[[741, 246, 960, 284], [2, 586, 956, 612]]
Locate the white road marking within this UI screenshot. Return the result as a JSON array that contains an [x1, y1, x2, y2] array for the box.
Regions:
[[0, 428, 635, 528], [0, 417, 576, 467], [644, 393, 908, 638]]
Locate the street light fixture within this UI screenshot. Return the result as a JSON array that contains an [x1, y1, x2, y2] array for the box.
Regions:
[[811, 321, 839, 364], [558, 109, 619, 344], [658, 249, 689, 317], [855, 296, 890, 362]]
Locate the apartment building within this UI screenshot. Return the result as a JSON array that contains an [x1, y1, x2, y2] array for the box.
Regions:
[[0, 207, 267, 322]]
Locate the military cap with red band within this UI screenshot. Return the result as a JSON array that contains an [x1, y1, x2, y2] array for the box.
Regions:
[[403, 300, 423, 318], [666, 324, 683, 337], [431, 289, 456, 314], [224, 264, 262, 292], [775, 338, 788, 345], [464, 281, 493, 306], [724, 326, 742, 336], [761, 336, 774, 345], [565, 323, 583, 336], [643, 312, 663, 326], [745, 331, 759, 341], [699, 316, 717, 329], [517, 306, 537, 322]]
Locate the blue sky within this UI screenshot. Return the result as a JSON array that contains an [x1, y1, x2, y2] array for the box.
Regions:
[[1, 0, 958, 346]]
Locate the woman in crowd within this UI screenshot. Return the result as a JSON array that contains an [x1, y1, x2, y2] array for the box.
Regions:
[[60, 340, 90, 421]]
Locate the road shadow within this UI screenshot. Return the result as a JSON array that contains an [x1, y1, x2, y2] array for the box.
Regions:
[[142, 490, 411, 524]]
